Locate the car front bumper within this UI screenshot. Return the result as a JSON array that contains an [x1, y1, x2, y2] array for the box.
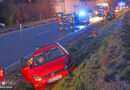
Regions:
[[33, 65, 74, 90]]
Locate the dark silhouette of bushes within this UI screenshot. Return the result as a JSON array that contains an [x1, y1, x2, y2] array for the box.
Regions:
[[0, 0, 55, 25], [0, 1, 17, 25]]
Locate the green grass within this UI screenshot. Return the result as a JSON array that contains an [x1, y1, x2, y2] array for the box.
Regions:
[[14, 9, 130, 90], [116, 8, 130, 19], [51, 10, 130, 90]]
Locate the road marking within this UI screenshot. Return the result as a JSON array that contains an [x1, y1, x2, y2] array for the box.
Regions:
[[5, 60, 20, 71], [5, 52, 33, 71]]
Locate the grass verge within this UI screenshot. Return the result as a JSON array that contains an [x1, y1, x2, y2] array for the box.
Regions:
[[51, 10, 130, 90]]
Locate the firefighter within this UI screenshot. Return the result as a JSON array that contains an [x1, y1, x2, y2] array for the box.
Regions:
[[58, 17, 63, 31], [69, 16, 73, 30], [63, 16, 67, 30], [58, 14, 63, 31]]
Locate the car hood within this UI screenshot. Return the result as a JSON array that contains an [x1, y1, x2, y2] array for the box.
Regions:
[[34, 55, 66, 76]]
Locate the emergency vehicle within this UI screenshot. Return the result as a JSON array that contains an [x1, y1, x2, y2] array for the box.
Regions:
[[73, 7, 90, 25], [95, 3, 109, 17]]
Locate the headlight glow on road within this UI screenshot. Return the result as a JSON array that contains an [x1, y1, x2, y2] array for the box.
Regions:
[[119, 2, 125, 7], [90, 17, 103, 23], [78, 26, 85, 29]]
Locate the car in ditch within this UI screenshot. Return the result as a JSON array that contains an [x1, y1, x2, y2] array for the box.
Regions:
[[21, 42, 74, 90]]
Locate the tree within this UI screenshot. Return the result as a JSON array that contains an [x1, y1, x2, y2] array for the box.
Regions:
[[0, 1, 17, 25], [16, 0, 55, 22]]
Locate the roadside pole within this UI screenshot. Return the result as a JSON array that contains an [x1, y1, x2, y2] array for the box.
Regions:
[[19, 24, 22, 30]]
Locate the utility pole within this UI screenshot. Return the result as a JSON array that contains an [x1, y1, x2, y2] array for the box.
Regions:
[[40, 13, 42, 23], [84, 0, 87, 6], [48, 0, 51, 18], [64, 0, 66, 14], [19, 0, 23, 23], [19, 0, 23, 30]]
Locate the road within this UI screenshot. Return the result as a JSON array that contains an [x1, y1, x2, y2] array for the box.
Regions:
[[0, 17, 103, 69], [0, 21, 87, 69]]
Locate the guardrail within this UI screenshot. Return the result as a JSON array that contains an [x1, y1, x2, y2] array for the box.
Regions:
[[0, 17, 57, 34]]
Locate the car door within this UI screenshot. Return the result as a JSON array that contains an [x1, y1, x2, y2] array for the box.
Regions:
[[21, 57, 34, 82]]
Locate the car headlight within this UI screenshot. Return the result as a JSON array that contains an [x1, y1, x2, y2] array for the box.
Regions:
[[33, 76, 42, 81]]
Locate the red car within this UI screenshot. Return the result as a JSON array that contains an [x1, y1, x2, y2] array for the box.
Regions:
[[21, 42, 74, 90]]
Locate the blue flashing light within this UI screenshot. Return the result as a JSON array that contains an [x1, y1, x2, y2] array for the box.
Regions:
[[79, 11, 86, 16], [78, 10, 89, 19], [118, 2, 125, 7]]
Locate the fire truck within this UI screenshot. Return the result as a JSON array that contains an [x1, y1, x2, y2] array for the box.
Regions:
[[95, 3, 109, 17]]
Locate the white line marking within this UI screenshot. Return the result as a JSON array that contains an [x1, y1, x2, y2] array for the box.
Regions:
[[5, 52, 33, 71], [5, 60, 20, 70]]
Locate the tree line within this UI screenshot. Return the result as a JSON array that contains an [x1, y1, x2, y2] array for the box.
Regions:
[[0, 0, 55, 25]]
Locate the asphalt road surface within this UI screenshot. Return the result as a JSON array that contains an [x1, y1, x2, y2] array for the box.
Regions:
[[0, 21, 88, 69]]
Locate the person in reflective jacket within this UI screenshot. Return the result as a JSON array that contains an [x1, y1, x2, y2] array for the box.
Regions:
[[58, 17, 63, 31], [63, 16, 67, 30], [58, 14, 63, 31], [69, 16, 73, 30]]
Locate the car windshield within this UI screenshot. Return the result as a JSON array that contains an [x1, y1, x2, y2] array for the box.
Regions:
[[98, 9, 104, 12], [34, 47, 64, 67]]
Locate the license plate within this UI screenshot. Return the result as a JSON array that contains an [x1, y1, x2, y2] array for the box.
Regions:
[[48, 75, 62, 83]]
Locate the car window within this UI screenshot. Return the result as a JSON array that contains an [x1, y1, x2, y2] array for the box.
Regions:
[[98, 9, 104, 11], [34, 47, 64, 67]]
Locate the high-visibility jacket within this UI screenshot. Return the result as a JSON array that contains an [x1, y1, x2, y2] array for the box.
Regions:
[[63, 16, 67, 21], [59, 21, 63, 25], [69, 17, 73, 23], [58, 17, 62, 22], [27, 57, 33, 66], [58, 17, 63, 25]]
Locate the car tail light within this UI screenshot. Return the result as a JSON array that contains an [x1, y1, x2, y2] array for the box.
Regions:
[[0, 68, 4, 77], [0, 68, 4, 82]]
